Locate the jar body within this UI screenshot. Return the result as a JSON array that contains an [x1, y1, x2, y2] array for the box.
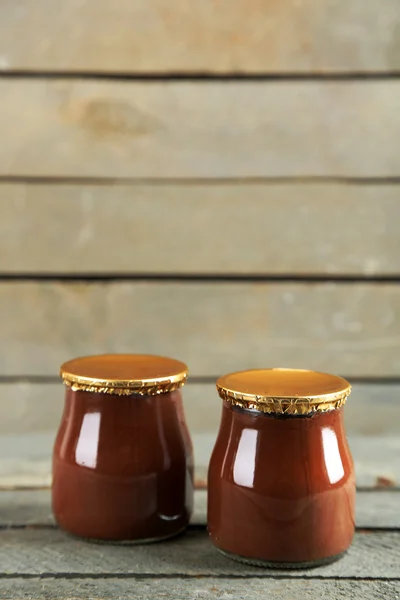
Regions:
[[208, 402, 355, 567], [53, 388, 194, 542]]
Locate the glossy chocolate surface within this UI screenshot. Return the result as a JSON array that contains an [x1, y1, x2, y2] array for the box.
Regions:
[[53, 388, 193, 542], [208, 402, 355, 565]]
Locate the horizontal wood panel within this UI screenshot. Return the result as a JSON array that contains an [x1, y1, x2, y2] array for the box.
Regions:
[[1, 433, 398, 489], [1, 382, 399, 437], [0, 579, 397, 600], [1, 1, 400, 73], [1, 282, 400, 376], [2, 183, 400, 275], [0, 528, 398, 577], [0, 81, 399, 177], [2, 489, 399, 529]]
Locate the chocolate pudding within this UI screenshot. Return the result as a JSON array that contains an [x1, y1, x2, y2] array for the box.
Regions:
[[208, 368, 355, 567], [52, 354, 193, 543]]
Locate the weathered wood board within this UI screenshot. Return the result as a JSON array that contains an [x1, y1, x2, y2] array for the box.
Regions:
[[1, 578, 398, 600], [0, 528, 399, 578], [2, 183, 400, 275], [1, 0, 400, 73], [1, 282, 400, 377], [1, 489, 399, 529], [1, 382, 399, 437], [1, 81, 400, 177]]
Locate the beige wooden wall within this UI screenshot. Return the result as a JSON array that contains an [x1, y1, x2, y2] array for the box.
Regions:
[[1, 0, 400, 442]]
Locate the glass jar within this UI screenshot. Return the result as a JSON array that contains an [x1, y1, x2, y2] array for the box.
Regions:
[[53, 354, 193, 543], [208, 368, 355, 568]]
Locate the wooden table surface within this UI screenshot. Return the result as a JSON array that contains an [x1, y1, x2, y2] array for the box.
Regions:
[[0, 435, 399, 600]]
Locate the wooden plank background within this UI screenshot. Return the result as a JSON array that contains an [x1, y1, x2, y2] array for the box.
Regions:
[[1, 6, 399, 599], [0, 1, 399, 447], [1, 527, 399, 577], [1, 282, 400, 377], [1, 182, 400, 275], [0, 579, 398, 600], [0, 0, 400, 73], [1, 81, 400, 178]]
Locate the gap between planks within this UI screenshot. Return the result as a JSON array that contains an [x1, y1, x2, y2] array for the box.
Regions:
[[2, 71, 400, 81]]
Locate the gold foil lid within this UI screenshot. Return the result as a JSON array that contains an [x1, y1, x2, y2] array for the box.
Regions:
[[217, 368, 351, 415], [60, 354, 188, 396]]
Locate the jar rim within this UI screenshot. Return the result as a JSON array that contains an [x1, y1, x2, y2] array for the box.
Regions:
[[216, 368, 351, 415], [60, 354, 188, 396]]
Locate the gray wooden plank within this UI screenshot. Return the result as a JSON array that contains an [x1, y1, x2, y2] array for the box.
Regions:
[[0, 528, 399, 578], [0, 433, 398, 491], [347, 436, 400, 490], [2, 183, 400, 275], [2, 282, 400, 377], [0, 490, 53, 527], [1, 0, 400, 73], [0, 489, 399, 529], [1, 382, 399, 437], [0, 81, 400, 177], [0, 578, 398, 600]]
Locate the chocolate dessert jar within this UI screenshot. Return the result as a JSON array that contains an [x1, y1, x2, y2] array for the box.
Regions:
[[53, 354, 194, 543], [208, 368, 355, 568]]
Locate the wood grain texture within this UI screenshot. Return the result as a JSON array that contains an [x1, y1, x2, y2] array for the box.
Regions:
[[1, 382, 399, 437], [1, 80, 400, 177], [1, 281, 400, 377], [1, 578, 398, 600], [1, 0, 400, 73], [0, 433, 399, 490], [0, 528, 399, 577], [2, 182, 400, 275], [1, 489, 399, 529]]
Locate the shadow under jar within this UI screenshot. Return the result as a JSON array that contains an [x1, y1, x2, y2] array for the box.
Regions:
[[208, 368, 355, 568], [53, 354, 194, 543]]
